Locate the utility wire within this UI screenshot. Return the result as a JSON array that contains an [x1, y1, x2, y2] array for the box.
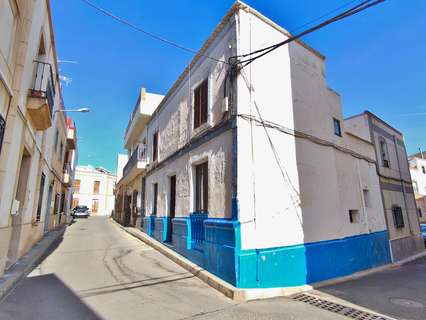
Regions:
[[288, 0, 360, 33], [232, 0, 385, 68], [79, 0, 228, 65]]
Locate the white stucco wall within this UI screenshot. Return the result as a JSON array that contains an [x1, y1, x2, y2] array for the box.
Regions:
[[73, 166, 116, 216], [235, 9, 386, 250]]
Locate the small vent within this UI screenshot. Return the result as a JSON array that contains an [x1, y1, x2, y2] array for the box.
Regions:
[[292, 293, 391, 320]]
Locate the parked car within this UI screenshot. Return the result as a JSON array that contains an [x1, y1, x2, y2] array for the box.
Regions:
[[72, 206, 90, 218], [421, 224, 426, 243]]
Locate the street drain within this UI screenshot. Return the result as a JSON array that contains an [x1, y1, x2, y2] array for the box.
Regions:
[[292, 293, 391, 320]]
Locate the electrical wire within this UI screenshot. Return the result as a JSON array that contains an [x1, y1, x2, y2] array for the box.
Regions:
[[288, 0, 361, 34], [238, 113, 376, 164], [231, 0, 385, 68], [79, 0, 228, 65]]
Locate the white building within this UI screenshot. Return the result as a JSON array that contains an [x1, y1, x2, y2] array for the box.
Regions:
[[0, 0, 77, 275], [115, 1, 423, 288], [409, 152, 426, 223], [72, 166, 115, 216]]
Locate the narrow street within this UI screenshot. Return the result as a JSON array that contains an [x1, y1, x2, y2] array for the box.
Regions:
[[0, 217, 346, 320]]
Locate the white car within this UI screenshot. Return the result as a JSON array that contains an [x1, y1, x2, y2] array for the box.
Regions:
[[72, 206, 90, 218]]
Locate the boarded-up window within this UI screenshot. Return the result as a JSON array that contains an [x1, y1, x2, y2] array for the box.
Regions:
[[195, 162, 208, 212], [152, 132, 158, 162], [74, 179, 80, 193], [194, 80, 208, 129], [93, 180, 100, 194], [92, 199, 99, 213]]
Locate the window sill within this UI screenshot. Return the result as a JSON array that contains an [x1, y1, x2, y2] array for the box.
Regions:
[[192, 122, 212, 139]]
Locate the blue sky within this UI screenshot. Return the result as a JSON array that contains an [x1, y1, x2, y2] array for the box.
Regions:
[[51, 0, 426, 173]]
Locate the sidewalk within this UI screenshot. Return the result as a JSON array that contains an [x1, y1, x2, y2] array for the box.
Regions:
[[0, 226, 66, 302]]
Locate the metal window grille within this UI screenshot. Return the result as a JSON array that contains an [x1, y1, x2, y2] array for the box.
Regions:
[[392, 206, 404, 229]]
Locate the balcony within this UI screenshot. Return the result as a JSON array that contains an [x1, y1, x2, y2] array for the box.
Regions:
[[124, 88, 164, 149], [27, 61, 56, 130], [121, 144, 147, 183], [63, 163, 72, 187], [66, 117, 76, 149]]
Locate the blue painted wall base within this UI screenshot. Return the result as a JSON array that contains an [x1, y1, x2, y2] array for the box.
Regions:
[[139, 215, 391, 288]]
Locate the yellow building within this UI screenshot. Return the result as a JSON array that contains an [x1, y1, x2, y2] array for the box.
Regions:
[[0, 0, 77, 275]]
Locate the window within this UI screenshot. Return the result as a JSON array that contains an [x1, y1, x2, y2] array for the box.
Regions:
[[333, 118, 342, 137], [413, 181, 419, 193], [152, 183, 158, 215], [35, 173, 46, 222], [0, 114, 5, 155], [53, 193, 60, 215], [422, 166, 426, 174], [152, 131, 158, 162], [92, 199, 99, 213], [93, 180, 100, 194], [194, 80, 208, 129], [363, 189, 370, 208], [348, 209, 360, 223], [74, 179, 80, 193], [379, 137, 390, 168], [392, 206, 404, 229], [418, 208, 422, 217], [195, 162, 208, 213], [54, 130, 59, 151]]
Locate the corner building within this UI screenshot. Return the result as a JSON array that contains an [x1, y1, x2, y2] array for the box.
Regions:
[[117, 1, 423, 288]]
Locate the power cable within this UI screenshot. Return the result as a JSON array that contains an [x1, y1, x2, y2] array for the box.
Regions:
[[79, 0, 228, 65], [231, 0, 385, 68], [288, 0, 361, 33]]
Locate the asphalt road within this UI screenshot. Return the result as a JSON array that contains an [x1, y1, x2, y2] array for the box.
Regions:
[[320, 255, 426, 320], [0, 217, 346, 320]]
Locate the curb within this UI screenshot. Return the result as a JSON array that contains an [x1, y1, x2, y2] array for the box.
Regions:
[[0, 225, 66, 302], [110, 219, 426, 302], [110, 219, 311, 301]]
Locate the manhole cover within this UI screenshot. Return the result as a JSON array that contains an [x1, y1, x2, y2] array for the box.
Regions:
[[390, 298, 424, 309]]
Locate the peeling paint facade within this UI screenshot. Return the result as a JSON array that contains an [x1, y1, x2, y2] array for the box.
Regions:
[[114, 1, 423, 288]]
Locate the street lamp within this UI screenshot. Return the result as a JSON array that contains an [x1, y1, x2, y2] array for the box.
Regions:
[[53, 107, 91, 117]]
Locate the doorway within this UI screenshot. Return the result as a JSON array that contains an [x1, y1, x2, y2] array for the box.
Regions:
[[44, 183, 53, 233], [169, 175, 176, 241], [7, 150, 31, 268]]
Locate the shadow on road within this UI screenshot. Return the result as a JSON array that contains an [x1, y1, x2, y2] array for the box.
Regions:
[[0, 273, 102, 320], [79, 273, 195, 298]]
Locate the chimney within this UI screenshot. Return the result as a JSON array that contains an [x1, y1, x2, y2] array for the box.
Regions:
[[141, 87, 146, 101]]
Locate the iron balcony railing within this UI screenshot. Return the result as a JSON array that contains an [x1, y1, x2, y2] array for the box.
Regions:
[[122, 144, 147, 178], [30, 60, 56, 115]]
